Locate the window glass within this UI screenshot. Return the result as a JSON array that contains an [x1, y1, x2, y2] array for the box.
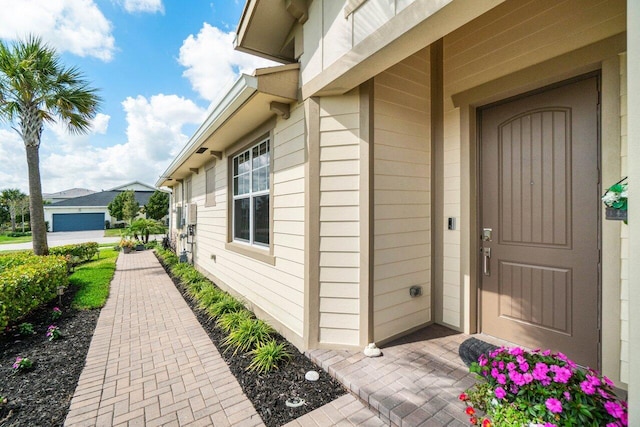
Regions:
[[231, 137, 270, 247], [253, 195, 269, 245]]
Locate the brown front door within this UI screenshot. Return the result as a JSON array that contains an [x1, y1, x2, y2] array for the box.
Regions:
[[480, 76, 600, 368]]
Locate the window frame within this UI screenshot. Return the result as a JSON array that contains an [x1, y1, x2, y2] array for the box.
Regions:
[[231, 136, 270, 248], [224, 122, 276, 265]]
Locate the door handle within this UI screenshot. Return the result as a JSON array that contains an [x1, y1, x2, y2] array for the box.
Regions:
[[482, 247, 491, 276]]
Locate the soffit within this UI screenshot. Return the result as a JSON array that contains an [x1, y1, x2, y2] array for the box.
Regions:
[[236, 0, 297, 63]]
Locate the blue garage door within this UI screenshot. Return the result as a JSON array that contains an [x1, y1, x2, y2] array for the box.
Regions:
[[53, 213, 105, 232]]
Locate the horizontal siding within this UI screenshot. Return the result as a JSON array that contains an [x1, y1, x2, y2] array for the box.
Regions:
[[176, 103, 306, 340], [373, 49, 431, 343], [318, 88, 361, 346]]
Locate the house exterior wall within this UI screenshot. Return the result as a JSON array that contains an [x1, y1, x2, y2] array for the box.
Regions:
[[317, 88, 363, 347], [372, 48, 432, 342], [438, 0, 626, 383], [171, 105, 307, 349]]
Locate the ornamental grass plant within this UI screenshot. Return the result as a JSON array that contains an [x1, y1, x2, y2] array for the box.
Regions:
[[460, 347, 628, 426]]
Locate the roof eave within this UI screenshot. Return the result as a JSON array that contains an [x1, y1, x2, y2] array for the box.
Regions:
[[157, 65, 299, 188]]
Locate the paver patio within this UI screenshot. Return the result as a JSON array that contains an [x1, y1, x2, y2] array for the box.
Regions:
[[64, 249, 499, 426]]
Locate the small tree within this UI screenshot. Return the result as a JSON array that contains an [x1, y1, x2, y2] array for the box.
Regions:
[[121, 190, 140, 224], [127, 218, 166, 243], [107, 191, 126, 221], [144, 190, 169, 220], [0, 188, 27, 233]]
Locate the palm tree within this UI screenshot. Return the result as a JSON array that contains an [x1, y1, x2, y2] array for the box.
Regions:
[[0, 188, 26, 233], [0, 36, 101, 255]]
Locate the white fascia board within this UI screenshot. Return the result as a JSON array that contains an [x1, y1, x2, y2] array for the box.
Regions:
[[156, 74, 258, 187]]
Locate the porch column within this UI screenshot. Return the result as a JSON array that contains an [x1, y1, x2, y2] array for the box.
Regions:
[[627, 0, 640, 422]]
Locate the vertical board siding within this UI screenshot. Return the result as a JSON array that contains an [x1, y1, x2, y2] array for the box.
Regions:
[[185, 104, 306, 340], [619, 53, 629, 384], [373, 49, 431, 343], [318, 88, 361, 346]]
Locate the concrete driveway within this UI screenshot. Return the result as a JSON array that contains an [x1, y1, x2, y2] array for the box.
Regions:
[[0, 230, 121, 252]]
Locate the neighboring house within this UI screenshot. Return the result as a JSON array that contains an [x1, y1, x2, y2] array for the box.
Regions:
[[44, 182, 159, 232], [158, 0, 638, 402], [43, 188, 96, 204]]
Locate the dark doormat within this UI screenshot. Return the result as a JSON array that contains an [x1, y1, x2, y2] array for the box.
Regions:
[[459, 337, 499, 367]]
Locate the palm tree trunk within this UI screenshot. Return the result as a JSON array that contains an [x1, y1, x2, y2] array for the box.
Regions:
[[25, 145, 48, 255]]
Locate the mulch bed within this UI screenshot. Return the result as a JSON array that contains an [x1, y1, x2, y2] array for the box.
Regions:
[[0, 286, 100, 427], [156, 254, 347, 427]]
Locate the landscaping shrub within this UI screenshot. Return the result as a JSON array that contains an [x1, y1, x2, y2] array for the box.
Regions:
[[154, 246, 289, 372], [248, 340, 291, 373], [222, 318, 274, 355], [49, 242, 99, 269], [0, 254, 68, 330], [0, 251, 38, 272]]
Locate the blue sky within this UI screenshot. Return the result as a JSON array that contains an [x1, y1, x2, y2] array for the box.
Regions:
[[0, 0, 275, 193]]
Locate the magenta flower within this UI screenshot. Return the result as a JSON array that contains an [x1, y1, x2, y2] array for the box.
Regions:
[[605, 401, 625, 419], [544, 423, 557, 427], [494, 387, 506, 399], [580, 380, 596, 395], [533, 362, 550, 381], [550, 365, 572, 383], [545, 397, 563, 414], [563, 391, 571, 401]]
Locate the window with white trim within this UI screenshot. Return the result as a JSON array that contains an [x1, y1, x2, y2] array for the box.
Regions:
[[232, 138, 270, 246]]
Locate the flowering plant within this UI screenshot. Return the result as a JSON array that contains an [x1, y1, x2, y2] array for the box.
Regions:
[[11, 356, 33, 373], [461, 347, 627, 426], [46, 325, 61, 341], [602, 179, 628, 210], [51, 307, 62, 321]]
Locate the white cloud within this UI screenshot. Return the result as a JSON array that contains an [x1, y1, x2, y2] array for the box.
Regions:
[[0, 0, 115, 61], [178, 23, 277, 102], [117, 0, 164, 14], [39, 94, 205, 192], [0, 129, 28, 192], [48, 113, 111, 152]]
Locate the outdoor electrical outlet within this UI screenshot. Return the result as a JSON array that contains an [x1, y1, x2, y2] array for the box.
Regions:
[[409, 286, 422, 297]]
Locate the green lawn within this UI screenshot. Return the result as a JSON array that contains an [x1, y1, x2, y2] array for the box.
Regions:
[[70, 249, 118, 309], [0, 234, 32, 244]]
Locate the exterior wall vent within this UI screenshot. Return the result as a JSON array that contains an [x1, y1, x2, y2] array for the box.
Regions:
[[187, 203, 198, 225]]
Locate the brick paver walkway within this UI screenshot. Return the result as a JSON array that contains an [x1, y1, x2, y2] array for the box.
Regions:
[[64, 251, 264, 427], [64, 249, 500, 426]]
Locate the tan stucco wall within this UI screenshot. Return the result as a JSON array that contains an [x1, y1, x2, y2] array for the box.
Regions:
[[372, 48, 432, 342]]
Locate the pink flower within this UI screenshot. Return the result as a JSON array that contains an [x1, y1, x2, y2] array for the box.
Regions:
[[479, 354, 488, 366], [603, 376, 615, 387], [563, 391, 571, 401], [580, 380, 596, 395], [545, 397, 563, 414], [544, 423, 557, 427], [508, 347, 524, 356], [533, 363, 550, 381], [605, 401, 625, 419], [494, 387, 506, 399], [550, 365, 572, 383]]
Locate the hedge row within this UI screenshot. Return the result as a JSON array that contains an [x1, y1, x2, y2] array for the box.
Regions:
[[50, 242, 99, 268], [0, 254, 69, 330]]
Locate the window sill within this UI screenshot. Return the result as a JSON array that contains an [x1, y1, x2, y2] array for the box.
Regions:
[[225, 242, 276, 266]]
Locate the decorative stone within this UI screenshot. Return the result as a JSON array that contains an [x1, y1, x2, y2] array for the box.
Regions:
[[285, 397, 305, 408], [305, 370, 320, 381], [363, 343, 382, 357]]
